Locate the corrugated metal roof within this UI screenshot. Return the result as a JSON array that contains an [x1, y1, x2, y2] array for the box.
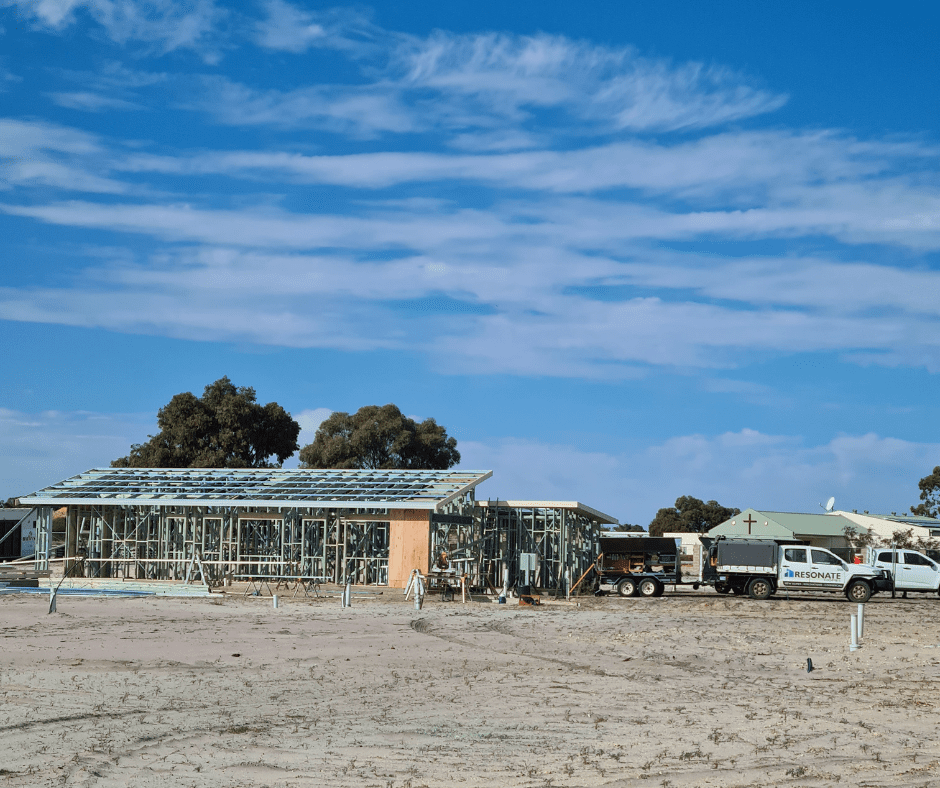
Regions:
[[756, 511, 859, 536], [18, 467, 493, 510], [710, 509, 860, 538]]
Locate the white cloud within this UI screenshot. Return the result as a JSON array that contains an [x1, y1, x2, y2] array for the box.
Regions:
[[391, 32, 787, 133], [4, 0, 224, 55], [461, 430, 940, 526], [47, 91, 141, 111], [187, 26, 786, 135], [0, 119, 130, 193], [4, 203, 940, 373], [190, 76, 418, 135], [253, 0, 325, 53]]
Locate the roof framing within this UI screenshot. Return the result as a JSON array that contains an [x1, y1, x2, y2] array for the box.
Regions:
[[19, 468, 493, 511], [477, 499, 618, 525]]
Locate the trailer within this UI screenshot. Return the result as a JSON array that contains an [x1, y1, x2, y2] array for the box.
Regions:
[[699, 536, 888, 601], [597, 535, 682, 598]]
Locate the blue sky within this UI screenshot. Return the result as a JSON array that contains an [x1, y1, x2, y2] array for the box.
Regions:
[[2, 0, 939, 524]]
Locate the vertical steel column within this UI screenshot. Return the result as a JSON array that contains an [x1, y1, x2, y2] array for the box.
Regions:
[[34, 506, 52, 571]]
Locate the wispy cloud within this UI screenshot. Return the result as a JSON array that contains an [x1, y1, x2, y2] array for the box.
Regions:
[[393, 31, 787, 133], [47, 91, 142, 111], [254, 0, 325, 52], [3, 8, 940, 379], [189, 75, 418, 135], [2, 235, 940, 374], [176, 12, 789, 138], [3, 0, 224, 56], [0, 119, 129, 193]]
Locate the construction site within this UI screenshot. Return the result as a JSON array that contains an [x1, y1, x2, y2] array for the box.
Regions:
[[12, 467, 616, 595]]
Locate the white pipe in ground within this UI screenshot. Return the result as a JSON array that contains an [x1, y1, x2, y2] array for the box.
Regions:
[[273, 595, 279, 609], [857, 603, 864, 639], [850, 613, 860, 652]]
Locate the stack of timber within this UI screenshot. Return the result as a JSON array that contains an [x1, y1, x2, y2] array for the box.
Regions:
[[0, 563, 50, 589]]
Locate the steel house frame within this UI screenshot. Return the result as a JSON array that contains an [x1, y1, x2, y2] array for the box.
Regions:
[[20, 468, 490, 586], [20, 471, 617, 592], [431, 500, 614, 595]]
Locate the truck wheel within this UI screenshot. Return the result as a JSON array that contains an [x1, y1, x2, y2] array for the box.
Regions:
[[747, 578, 772, 600], [639, 578, 660, 597], [652, 581, 665, 597], [617, 578, 638, 597], [715, 584, 731, 595], [845, 580, 872, 603]]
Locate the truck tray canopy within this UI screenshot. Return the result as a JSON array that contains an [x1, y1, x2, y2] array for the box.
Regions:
[[716, 539, 779, 569]]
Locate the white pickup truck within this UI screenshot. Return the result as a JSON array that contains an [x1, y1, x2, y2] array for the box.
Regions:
[[866, 548, 940, 596], [699, 537, 889, 601]]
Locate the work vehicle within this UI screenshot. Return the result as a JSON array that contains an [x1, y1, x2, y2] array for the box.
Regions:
[[597, 535, 682, 598], [699, 536, 888, 601], [867, 548, 940, 596]]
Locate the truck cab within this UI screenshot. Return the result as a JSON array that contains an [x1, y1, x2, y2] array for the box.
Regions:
[[867, 548, 940, 595]]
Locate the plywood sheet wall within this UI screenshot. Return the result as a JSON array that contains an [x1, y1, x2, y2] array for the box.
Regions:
[[388, 509, 430, 588]]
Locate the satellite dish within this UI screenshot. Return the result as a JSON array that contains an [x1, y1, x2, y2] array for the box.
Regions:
[[825, 496, 835, 512]]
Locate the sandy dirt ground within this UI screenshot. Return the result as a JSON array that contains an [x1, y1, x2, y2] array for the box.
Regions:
[[2, 586, 940, 788]]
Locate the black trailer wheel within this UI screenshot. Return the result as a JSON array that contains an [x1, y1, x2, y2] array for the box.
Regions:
[[747, 577, 772, 600], [639, 578, 660, 597], [714, 583, 731, 595], [617, 577, 638, 597], [845, 580, 872, 603]]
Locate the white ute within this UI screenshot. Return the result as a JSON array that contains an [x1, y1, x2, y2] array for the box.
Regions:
[[867, 548, 940, 596]]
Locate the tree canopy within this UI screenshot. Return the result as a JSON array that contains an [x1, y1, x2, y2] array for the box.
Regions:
[[299, 404, 460, 470], [911, 465, 940, 519], [611, 523, 645, 532], [112, 377, 300, 468], [648, 496, 741, 538]]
